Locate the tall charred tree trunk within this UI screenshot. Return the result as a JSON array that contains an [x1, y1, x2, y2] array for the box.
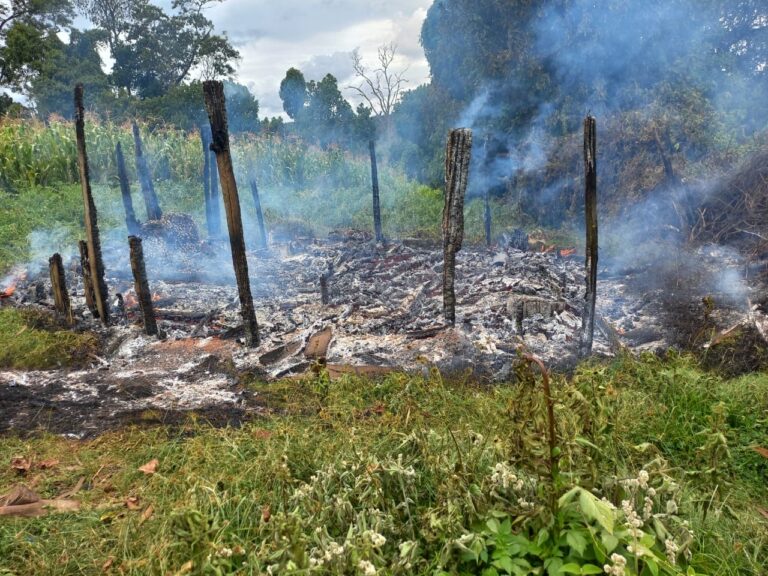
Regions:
[[203, 80, 259, 347], [369, 139, 383, 243], [249, 179, 268, 249], [129, 236, 158, 336], [75, 85, 109, 325], [78, 240, 97, 317], [132, 121, 162, 221], [442, 128, 473, 325], [115, 142, 140, 235], [49, 253, 73, 326], [580, 116, 598, 357]]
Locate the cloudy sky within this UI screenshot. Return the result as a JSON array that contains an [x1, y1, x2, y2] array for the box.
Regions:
[[201, 0, 434, 117]]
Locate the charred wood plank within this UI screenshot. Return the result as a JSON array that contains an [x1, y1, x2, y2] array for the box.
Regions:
[[203, 80, 259, 347], [209, 141, 221, 238], [78, 240, 97, 317], [115, 141, 140, 236], [74, 85, 110, 325], [49, 253, 73, 326], [442, 128, 473, 324], [131, 121, 162, 221], [128, 235, 158, 336], [369, 139, 383, 243], [249, 179, 268, 249], [580, 116, 598, 357]]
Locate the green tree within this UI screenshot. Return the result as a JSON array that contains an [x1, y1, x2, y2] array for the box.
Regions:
[[0, 0, 73, 90], [302, 73, 355, 148], [279, 67, 307, 120]]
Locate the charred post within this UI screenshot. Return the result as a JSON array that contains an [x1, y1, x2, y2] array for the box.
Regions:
[[78, 240, 97, 317], [203, 80, 259, 346], [484, 190, 492, 247], [369, 139, 383, 243], [320, 274, 329, 305], [200, 126, 213, 236], [249, 179, 268, 249], [132, 121, 162, 221], [442, 128, 473, 325], [49, 253, 73, 326], [580, 115, 598, 357], [115, 142, 140, 235], [128, 236, 158, 336], [75, 84, 110, 325]]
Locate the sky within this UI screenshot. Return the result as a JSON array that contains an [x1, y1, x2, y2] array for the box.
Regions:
[[200, 0, 433, 117]]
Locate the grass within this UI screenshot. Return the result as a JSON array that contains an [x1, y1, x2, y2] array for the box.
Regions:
[[0, 355, 765, 575], [0, 309, 99, 370]]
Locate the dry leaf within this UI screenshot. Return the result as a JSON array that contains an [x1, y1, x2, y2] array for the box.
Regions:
[[138, 459, 159, 475], [0, 484, 40, 506], [261, 504, 271, 522], [751, 446, 768, 459], [0, 502, 45, 517], [57, 477, 85, 499], [139, 504, 154, 525], [125, 496, 141, 510], [38, 459, 60, 470], [173, 560, 194, 576], [102, 557, 114, 571], [44, 499, 80, 513], [11, 457, 31, 474], [758, 507, 768, 520]]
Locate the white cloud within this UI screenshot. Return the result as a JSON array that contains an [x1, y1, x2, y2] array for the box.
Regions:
[[205, 0, 433, 117]]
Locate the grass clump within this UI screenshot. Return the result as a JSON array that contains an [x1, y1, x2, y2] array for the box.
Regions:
[[0, 356, 764, 575], [0, 308, 98, 369]]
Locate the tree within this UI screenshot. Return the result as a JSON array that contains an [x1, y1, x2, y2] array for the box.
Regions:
[[303, 73, 355, 148], [0, 0, 73, 90], [279, 67, 307, 119], [77, 0, 238, 98], [348, 43, 408, 119]]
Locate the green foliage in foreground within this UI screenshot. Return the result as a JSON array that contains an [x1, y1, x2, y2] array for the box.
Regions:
[[0, 308, 98, 369], [0, 354, 765, 575]]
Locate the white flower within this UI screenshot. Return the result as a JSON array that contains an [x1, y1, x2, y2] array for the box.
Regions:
[[666, 499, 678, 515], [638, 470, 650, 488], [665, 539, 679, 565], [358, 559, 376, 576], [367, 531, 386, 547], [217, 547, 233, 558]]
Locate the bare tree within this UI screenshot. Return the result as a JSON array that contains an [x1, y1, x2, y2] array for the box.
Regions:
[[348, 43, 408, 118]]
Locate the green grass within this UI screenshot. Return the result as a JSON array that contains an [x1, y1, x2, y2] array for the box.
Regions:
[[0, 355, 764, 575], [0, 308, 99, 369]]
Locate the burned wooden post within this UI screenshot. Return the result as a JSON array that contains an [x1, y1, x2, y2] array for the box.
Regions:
[[369, 139, 383, 243], [442, 128, 473, 325], [203, 80, 259, 346], [131, 121, 162, 221], [75, 84, 110, 325], [320, 274, 329, 305], [484, 191, 492, 247], [249, 179, 268, 249], [128, 236, 158, 336], [49, 253, 73, 326], [115, 141, 140, 235], [78, 240, 97, 317], [580, 115, 598, 357]]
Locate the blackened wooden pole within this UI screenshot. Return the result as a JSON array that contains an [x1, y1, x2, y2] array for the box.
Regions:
[[49, 253, 73, 326], [369, 139, 383, 242], [200, 126, 214, 238], [484, 190, 492, 247], [203, 80, 259, 346], [78, 239, 97, 317], [580, 116, 598, 357], [115, 141, 140, 235], [320, 274, 329, 305], [249, 179, 268, 249], [128, 236, 158, 336], [75, 85, 110, 325], [131, 121, 162, 221], [209, 146, 221, 238], [442, 128, 473, 325]]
